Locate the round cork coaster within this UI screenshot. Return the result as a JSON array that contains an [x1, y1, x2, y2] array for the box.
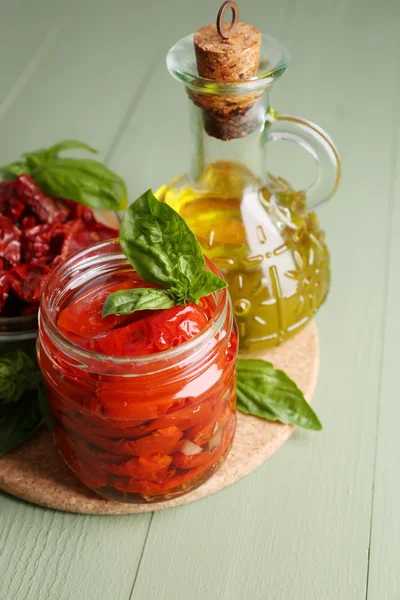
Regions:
[[0, 323, 319, 515]]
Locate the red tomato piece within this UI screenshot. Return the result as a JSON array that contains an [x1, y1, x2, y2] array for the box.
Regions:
[[130, 426, 183, 455], [21, 223, 54, 265], [21, 216, 38, 230], [7, 263, 50, 303], [149, 396, 214, 432], [62, 219, 117, 256], [4, 184, 25, 223], [173, 413, 235, 470], [186, 398, 233, 445], [106, 453, 172, 478], [0, 215, 21, 266], [53, 424, 108, 489], [0, 271, 9, 311], [15, 174, 71, 224], [57, 279, 144, 339], [100, 397, 184, 421], [96, 303, 210, 357]]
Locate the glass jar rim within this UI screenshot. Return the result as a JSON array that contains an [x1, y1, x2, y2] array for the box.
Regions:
[[39, 238, 230, 369], [167, 33, 289, 95]]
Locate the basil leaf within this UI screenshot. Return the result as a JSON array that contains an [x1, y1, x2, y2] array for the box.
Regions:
[[0, 162, 31, 179], [31, 158, 127, 211], [0, 350, 49, 455], [0, 351, 42, 405], [23, 140, 98, 165], [102, 288, 175, 317], [190, 271, 227, 303], [1, 139, 127, 211], [44, 139, 98, 158], [0, 392, 42, 456], [237, 359, 322, 431], [119, 189, 204, 289]]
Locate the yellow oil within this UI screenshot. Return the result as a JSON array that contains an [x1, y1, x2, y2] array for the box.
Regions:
[[157, 162, 330, 353]]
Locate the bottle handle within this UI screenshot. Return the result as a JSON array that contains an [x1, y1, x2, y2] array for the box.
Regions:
[[264, 109, 341, 210]]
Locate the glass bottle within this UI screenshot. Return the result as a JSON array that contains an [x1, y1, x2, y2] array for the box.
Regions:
[[37, 240, 237, 503], [157, 33, 340, 354]]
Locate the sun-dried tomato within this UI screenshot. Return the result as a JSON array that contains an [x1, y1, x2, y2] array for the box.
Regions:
[[15, 174, 70, 224], [0, 175, 118, 316], [21, 216, 38, 230], [61, 219, 118, 257], [0, 271, 9, 311], [0, 215, 21, 266], [64, 200, 96, 224], [7, 263, 50, 303], [21, 224, 53, 265], [21, 302, 40, 317], [0, 180, 26, 223], [0, 182, 9, 215]]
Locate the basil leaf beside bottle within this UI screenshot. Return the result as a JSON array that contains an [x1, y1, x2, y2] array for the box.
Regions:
[[119, 189, 205, 289], [189, 271, 228, 303], [104, 189, 227, 316], [236, 359, 322, 431]]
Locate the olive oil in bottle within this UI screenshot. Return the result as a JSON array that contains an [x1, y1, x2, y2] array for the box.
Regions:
[[158, 162, 330, 352]]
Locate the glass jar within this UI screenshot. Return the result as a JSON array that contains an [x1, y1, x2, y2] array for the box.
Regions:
[[37, 239, 237, 503], [157, 33, 340, 354]]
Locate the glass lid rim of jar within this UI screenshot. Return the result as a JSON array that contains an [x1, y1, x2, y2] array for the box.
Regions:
[[167, 33, 289, 95], [39, 238, 231, 369]]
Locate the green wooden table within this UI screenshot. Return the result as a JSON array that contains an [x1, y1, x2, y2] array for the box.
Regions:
[[1, 0, 399, 598]]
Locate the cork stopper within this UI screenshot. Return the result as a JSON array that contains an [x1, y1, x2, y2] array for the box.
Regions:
[[194, 23, 261, 81], [191, 3, 262, 140]]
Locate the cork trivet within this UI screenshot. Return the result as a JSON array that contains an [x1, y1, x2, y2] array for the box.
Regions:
[[0, 323, 319, 515], [191, 23, 262, 141]]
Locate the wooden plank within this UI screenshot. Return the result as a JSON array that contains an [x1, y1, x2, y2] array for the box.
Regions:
[[366, 76, 400, 598], [0, 494, 151, 600], [0, 0, 68, 109], [126, 0, 397, 598], [0, 0, 174, 165]]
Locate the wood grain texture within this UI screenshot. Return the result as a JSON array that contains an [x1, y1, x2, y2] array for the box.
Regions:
[[0, 0, 398, 598], [0, 0, 68, 111], [366, 69, 400, 599], [0, 0, 174, 165], [0, 496, 150, 600]]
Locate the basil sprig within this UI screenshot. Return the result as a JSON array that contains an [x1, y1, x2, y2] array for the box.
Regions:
[[101, 189, 321, 431], [0, 139, 127, 211], [237, 359, 322, 431], [0, 350, 50, 456], [102, 190, 227, 316]]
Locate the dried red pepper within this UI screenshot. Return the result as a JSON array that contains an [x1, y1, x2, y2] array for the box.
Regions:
[[0, 215, 21, 266], [0, 175, 118, 316], [15, 175, 70, 224], [7, 264, 51, 303]]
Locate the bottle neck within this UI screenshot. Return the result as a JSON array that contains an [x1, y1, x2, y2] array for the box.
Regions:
[[187, 90, 270, 186]]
